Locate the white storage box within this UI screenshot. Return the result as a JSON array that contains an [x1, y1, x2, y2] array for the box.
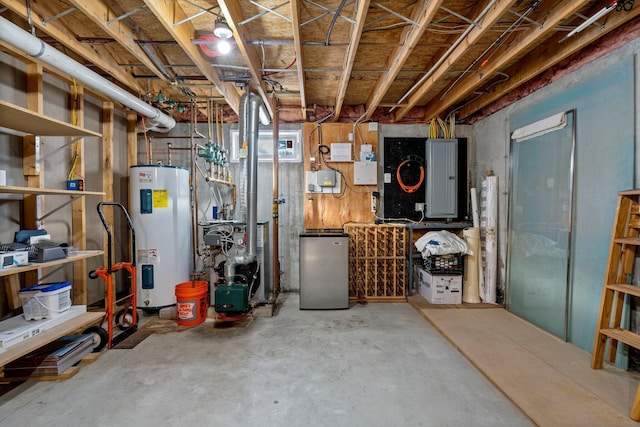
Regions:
[[19, 282, 71, 320], [416, 267, 462, 304]]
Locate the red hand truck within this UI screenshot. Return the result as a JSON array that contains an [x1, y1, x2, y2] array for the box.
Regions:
[[83, 202, 137, 351]]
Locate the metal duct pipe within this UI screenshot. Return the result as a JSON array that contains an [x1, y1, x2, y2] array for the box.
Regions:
[[0, 15, 176, 132], [225, 91, 268, 283]]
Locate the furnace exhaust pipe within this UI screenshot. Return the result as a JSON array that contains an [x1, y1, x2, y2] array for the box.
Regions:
[[224, 91, 269, 283]]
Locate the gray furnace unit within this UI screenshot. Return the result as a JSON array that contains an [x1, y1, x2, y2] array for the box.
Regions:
[[426, 138, 458, 218]]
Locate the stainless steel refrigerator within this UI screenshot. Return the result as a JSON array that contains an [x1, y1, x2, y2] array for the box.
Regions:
[[299, 232, 349, 309]]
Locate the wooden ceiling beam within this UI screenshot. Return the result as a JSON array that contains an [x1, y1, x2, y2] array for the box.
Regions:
[[334, 0, 370, 120], [422, 0, 592, 120], [394, 0, 519, 122], [459, 5, 640, 120], [66, 0, 167, 81], [0, 0, 144, 94], [142, 0, 240, 114], [364, 0, 444, 120], [218, 0, 274, 119], [290, 0, 307, 119]]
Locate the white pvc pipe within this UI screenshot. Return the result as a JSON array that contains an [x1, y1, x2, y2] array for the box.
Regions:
[[0, 15, 176, 132]]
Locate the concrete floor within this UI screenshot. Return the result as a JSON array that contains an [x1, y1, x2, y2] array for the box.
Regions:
[[0, 295, 531, 426]]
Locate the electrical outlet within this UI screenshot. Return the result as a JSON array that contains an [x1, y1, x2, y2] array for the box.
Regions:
[[415, 202, 425, 212], [371, 194, 377, 213]]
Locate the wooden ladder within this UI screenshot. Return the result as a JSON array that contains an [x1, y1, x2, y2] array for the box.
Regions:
[[592, 189, 640, 420]]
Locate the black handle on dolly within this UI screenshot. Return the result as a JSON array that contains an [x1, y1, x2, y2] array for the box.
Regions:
[[96, 202, 136, 275]]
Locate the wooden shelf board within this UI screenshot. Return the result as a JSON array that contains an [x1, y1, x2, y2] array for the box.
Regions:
[[0, 185, 105, 197], [0, 250, 104, 278], [0, 100, 102, 137], [0, 311, 103, 367]]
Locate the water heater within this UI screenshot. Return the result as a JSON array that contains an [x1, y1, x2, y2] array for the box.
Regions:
[[129, 165, 191, 309]]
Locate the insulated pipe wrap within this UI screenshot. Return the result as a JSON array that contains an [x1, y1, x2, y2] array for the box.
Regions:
[[0, 15, 176, 131]]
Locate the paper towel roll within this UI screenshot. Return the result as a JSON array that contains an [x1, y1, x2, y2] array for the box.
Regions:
[[463, 227, 481, 303]]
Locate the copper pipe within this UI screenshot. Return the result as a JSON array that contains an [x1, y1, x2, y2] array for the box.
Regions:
[[271, 96, 281, 297]]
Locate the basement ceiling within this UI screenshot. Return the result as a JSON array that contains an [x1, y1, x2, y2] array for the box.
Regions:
[[0, 0, 638, 123]]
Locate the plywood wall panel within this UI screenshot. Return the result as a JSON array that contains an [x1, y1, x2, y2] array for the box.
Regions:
[[303, 122, 378, 230]]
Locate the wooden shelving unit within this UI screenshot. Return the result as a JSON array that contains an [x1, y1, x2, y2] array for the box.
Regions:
[[0, 250, 103, 278], [0, 312, 103, 367], [0, 100, 102, 137], [0, 98, 105, 369], [0, 185, 105, 197]]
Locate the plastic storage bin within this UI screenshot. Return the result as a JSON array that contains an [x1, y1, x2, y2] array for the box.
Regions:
[[424, 253, 464, 275], [19, 282, 71, 320]]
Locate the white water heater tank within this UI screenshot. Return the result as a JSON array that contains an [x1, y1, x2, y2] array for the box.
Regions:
[[129, 165, 191, 309]]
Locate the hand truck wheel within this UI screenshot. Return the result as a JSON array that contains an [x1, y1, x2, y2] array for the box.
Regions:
[[115, 308, 137, 331], [83, 325, 108, 352]]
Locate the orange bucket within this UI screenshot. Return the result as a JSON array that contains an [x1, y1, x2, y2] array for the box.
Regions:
[[175, 281, 208, 326]]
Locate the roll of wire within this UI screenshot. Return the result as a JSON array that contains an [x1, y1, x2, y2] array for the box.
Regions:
[[396, 157, 424, 193]]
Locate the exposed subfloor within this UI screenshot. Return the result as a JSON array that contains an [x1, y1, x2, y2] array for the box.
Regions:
[[0, 295, 531, 427], [410, 296, 640, 426]]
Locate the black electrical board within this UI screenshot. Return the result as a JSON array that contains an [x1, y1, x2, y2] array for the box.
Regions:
[[382, 137, 427, 221], [382, 137, 468, 222]]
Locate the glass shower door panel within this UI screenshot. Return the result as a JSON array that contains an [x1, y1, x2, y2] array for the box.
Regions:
[[507, 116, 573, 339]]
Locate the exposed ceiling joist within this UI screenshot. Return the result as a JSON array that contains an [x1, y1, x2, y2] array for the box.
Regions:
[[363, 0, 444, 120], [334, 0, 370, 120], [460, 5, 640, 119], [290, 0, 307, 118], [422, 0, 592, 120], [66, 0, 167, 81], [142, 0, 240, 114], [1, 0, 145, 94], [1, 1, 637, 124], [394, 0, 519, 121], [218, 0, 274, 118]]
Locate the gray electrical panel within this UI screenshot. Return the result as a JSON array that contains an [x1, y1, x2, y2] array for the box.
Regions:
[[426, 139, 458, 218]]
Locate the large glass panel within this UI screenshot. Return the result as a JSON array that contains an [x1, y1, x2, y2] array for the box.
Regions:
[[507, 113, 573, 339]]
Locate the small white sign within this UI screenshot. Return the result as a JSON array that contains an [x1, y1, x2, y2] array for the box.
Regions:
[[138, 171, 153, 182]]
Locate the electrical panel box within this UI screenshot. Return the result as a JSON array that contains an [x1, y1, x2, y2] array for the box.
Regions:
[[354, 161, 377, 185], [426, 139, 458, 218]]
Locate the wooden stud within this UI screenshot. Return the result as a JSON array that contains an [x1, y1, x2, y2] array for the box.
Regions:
[[101, 102, 115, 270], [71, 85, 87, 305], [23, 64, 44, 287], [4, 275, 22, 310]]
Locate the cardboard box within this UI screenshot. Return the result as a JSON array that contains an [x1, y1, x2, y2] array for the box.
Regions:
[[0, 251, 29, 270], [416, 266, 462, 304]]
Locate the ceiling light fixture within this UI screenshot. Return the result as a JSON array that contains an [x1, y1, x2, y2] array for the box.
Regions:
[[217, 39, 232, 55], [213, 19, 233, 39]]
